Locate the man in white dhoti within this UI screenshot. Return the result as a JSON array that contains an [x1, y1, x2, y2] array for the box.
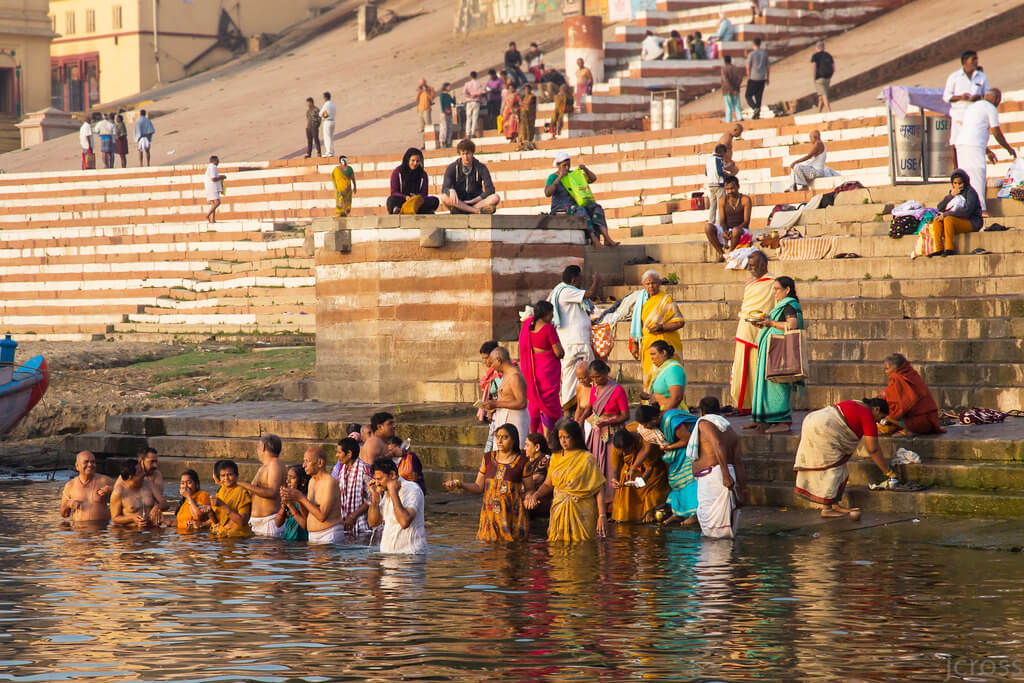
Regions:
[[687, 397, 746, 539], [549, 265, 599, 411], [942, 50, 988, 166], [482, 347, 530, 449], [787, 130, 831, 191], [954, 88, 1017, 214]]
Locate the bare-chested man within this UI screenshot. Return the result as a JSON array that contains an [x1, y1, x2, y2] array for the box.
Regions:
[[283, 446, 343, 544], [572, 361, 593, 438], [690, 396, 747, 539], [360, 412, 394, 465], [238, 433, 286, 537], [718, 123, 743, 175], [60, 451, 114, 524], [482, 346, 529, 449], [109, 460, 163, 528], [138, 447, 168, 511]]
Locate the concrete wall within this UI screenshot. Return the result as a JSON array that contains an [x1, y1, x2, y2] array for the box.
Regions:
[[314, 214, 586, 403]]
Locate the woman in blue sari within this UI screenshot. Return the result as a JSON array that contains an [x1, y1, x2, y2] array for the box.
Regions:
[[750, 276, 804, 434], [659, 407, 699, 525]]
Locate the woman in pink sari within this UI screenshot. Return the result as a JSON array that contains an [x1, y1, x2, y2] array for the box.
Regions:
[[519, 301, 564, 441], [579, 358, 630, 507]]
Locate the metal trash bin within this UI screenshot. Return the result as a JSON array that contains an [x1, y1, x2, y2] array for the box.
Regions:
[[894, 117, 924, 178], [926, 115, 953, 178]]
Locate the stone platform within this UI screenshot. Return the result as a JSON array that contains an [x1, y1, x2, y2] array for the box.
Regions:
[[65, 400, 1024, 518]]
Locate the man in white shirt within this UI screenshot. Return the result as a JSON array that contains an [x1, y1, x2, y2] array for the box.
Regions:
[[942, 50, 988, 165], [954, 88, 1016, 214], [79, 117, 93, 170], [319, 91, 336, 157], [548, 265, 599, 409], [462, 71, 484, 138], [366, 457, 426, 554], [640, 31, 663, 61], [204, 155, 227, 222]]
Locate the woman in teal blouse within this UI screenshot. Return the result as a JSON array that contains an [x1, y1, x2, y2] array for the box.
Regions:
[[639, 340, 688, 412]]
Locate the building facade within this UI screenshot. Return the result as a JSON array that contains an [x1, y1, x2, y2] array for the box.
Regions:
[[48, 0, 327, 110], [0, 0, 55, 150]]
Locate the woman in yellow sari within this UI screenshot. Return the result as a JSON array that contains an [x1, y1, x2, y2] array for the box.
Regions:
[[629, 270, 685, 392], [525, 418, 607, 542], [331, 155, 357, 217]]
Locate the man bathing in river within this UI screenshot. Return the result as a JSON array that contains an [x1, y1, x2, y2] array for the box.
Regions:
[[110, 460, 163, 528], [281, 447, 343, 544], [482, 347, 529, 449], [138, 447, 168, 512], [60, 451, 114, 524], [360, 412, 395, 465], [689, 397, 747, 539], [238, 434, 285, 537]]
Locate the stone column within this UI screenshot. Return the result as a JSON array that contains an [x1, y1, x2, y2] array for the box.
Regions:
[[565, 15, 604, 89], [314, 214, 586, 403]]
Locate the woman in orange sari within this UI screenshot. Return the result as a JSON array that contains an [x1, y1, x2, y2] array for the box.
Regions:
[[176, 469, 212, 531], [525, 418, 607, 542], [444, 423, 530, 542], [609, 405, 671, 523], [629, 270, 685, 392]]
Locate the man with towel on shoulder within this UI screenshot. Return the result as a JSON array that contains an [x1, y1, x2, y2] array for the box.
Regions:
[[687, 396, 746, 539]]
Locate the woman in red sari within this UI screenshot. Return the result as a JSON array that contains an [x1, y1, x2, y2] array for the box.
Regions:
[[579, 358, 630, 507], [519, 301, 564, 441]]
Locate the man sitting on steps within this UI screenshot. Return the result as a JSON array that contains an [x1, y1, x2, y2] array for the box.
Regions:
[[705, 175, 751, 261], [441, 138, 501, 214]]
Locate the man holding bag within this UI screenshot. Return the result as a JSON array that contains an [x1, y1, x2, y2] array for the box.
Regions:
[[545, 151, 618, 247]]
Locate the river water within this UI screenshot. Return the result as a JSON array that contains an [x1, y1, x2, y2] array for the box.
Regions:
[[2, 481, 1023, 682]]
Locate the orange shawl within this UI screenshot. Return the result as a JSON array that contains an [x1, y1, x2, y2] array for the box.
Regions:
[[883, 364, 937, 420]]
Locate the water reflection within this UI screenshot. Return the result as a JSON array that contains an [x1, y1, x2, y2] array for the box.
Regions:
[[1, 483, 1023, 681]]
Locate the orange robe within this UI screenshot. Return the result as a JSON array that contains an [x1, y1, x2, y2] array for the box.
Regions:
[[176, 490, 212, 530], [882, 364, 944, 435]]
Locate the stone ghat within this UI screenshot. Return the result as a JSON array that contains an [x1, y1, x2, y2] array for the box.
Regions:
[[65, 400, 1024, 518], [1, 96, 1023, 341]]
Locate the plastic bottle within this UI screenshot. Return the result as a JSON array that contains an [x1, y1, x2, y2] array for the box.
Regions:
[[0, 334, 16, 364]]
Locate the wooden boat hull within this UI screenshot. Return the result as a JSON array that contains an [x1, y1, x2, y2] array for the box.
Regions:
[[0, 355, 49, 436]]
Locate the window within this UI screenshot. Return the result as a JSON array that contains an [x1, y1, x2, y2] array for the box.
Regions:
[[85, 9, 95, 32], [112, 6, 122, 30], [50, 54, 99, 112], [50, 15, 56, 33], [65, 11, 75, 34]]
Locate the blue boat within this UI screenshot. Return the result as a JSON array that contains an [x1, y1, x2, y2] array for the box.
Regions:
[[0, 335, 49, 435]]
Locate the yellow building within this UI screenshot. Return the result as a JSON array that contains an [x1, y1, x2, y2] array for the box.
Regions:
[[0, 0, 55, 149], [48, 0, 327, 110]]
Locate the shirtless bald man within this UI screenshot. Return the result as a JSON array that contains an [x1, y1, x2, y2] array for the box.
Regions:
[[690, 396, 747, 539], [283, 447, 343, 544], [61, 451, 114, 524], [360, 412, 394, 465], [109, 460, 163, 528], [718, 123, 743, 175], [482, 347, 529, 449], [238, 433, 286, 537]]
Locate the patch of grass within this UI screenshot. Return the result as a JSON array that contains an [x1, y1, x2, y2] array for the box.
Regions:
[[882, 274, 893, 279], [807, 275, 819, 282], [864, 273, 872, 280], [134, 347, 315, 384], [150, 387, 198, 398], [666, 272, 679, 285]]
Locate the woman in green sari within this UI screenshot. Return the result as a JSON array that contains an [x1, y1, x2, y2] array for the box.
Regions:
[[750, 276, 804, 434], [659, 407, 699, 525], [639, 340, 688, 412]]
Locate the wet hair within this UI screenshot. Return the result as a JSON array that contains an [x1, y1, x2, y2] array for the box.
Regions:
[[723, 174, 739, 187], [138, 446, 157, 459], [562, 264, 581, 284], [120, 460, 140, 481], [635, 404, 661, 425], [176, 469, 202, 513], [650, 340, 675, 357], [479, 340, 499, 355], [555, 417, 587, 451], [215, 459, 239, 477], [950, 169, 971, 189], [960, 50, 977, 65], [457, 138, 476, 153], [699, 396, 722, 415], [495, 423, 522, 454], [370, 456, 399, 477], [338, 436, 360, 458], [260, 433, 282, 456], [862, 397, 890, 416], [588, 358, 611, 375], [534, 300, 554, 320], [612, 428, 637, 453], [371, 411, 394, 432], [525, 432, 551, 456], [885, 353, 907, 369], [287, 464, 310, 491], [775, 276, 799, 302]]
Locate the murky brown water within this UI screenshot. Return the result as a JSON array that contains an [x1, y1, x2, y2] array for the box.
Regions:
[[2, 481, 1024, 682]]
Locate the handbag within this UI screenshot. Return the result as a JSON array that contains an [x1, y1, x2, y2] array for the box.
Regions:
[[560, 169, 596, 206], [690, 192, 706, 211], [83, 152, 96, 170], [591, 322, 614, 360], [765, 329, 808, 383]]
